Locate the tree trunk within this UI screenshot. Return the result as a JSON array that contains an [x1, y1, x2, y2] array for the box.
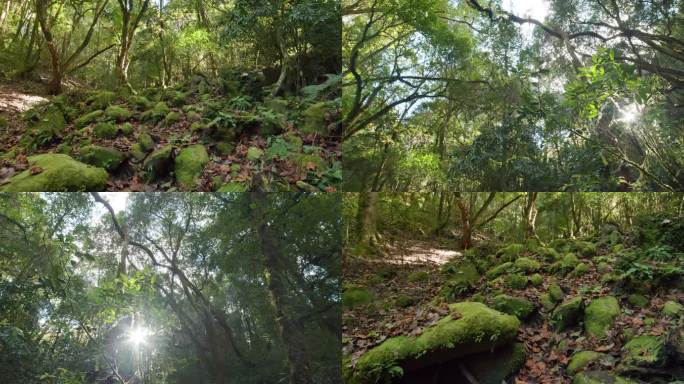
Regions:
[[250, 193, 313, 384], [118, 220, 128, 275], [455, 196, 472, 249], [271, 24, 288, 97], [35, 0, 62, 94], [356, 191, 379, 248], [523, 192, 538, 241]]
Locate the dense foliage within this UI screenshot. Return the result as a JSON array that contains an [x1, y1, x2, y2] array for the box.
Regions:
[[0, 192, 341, 384], [343, 0, 684, 191]]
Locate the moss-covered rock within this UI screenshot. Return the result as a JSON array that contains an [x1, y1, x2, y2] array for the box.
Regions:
[[1, 154, 108, 191], [573, 262, 590, 276], [485, 262, 513, 280], [596, 262, 611, 274], [162, 111, 181, 127], [395, 295, 415, 308], [175, 144, 209, 189], [536, 247, 561, 261], [552, 296, 584, 331], [626, 294, 649, 307], [514, 257, 541, 273], [529, 273, 543, 286], [119, 122, 134, 136], [441, 261, 480, 299], [138, 132, 154, 152], [129, 95, 152, 110], [215, 142, 234, 155], [74, 109, 103, 128], [104, 105, 132, 122], [504, 274, 527, 290], [142, 146, 173, 182], [621, 335, 666, 368], [550, 253, 580, 275], [93, 122, 118, 139], [247, 146, 264, 161], [584, 296, 620, 338], [567, 351, 614, 375], [549, 284, 564, 302], [343, 287, 373, 307], [301, 101, 335, 135], [573, 371, 638, 384], [496, 243, 525, 262], [351, 302, 520, 383], [20, 108, 67, 149], [216, 182, 249, 192], [408, 271, 429, 283], [663, 301, 683, 318], [491, 294, 536, 320], [86, 90, 116, 110], [570, 241, 598, 257], [540, 293, 556, 311], [294, 153, 326, 172], [459, 343, 526, 384], [79, 145, 125, 171], [141, 101, 170, 123]]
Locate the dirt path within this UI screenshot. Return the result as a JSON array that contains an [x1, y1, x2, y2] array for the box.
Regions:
[[0, 80, 49, 152]]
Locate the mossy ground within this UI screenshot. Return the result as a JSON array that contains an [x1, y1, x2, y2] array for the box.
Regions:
[[0, 75, 341, 191]]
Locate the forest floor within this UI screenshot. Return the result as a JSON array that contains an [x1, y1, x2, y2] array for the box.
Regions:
[[0, 75, 341, 191], [343, 235, 684, 383]]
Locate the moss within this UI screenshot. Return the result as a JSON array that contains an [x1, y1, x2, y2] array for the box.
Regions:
[[514, 257, 541, 273], [441, 261, 480, 299], [548, 284, 564, 302], [216, 182, 249, 192], [485, 262, 513, 280], [264, 97, 290, 114], [142, 146, 173, 182], [550, 253, 580, 275], [395, 295, 415, 308], [536, 247, 561, 261], [0, 116, 7, 128], [247, 147, 264, 161], [408, 271, 429, 283], [74, 110, 103, 128], [584, 296, 620, 338], [138, 133, 155, 152], [529, 273, 543, 286], [343, 287, 374, 307], [190, 121, 205, 132], [622, 335, 666, 367], [164, 111, 182, 126], [461, 343, 526, 384], [596, 262, 611, 274], [186, 110, 201, 123], [1, 154, 108, 192], [86, 90, 117, 110], [540, 293, 556, 311], [79, 145, 125, 171], [130, 143, 146, 161], [570, 240, 598, 257], [284, 132, 303, 150], [141, 102, 170, 123], [491, 294, 535, 320], [258, 110, 287, 136], [20, 108, 67, 149], [301, 101, 335, 135], [573, 262, 590, 276], [294, 153, 326, 172], [129, 95, 152, 110], [504, 274, 527, 290], [573, 371, 638, 384], [119, 122, 134, 136], [626, 294, 649, 307], [352, 302, 520, 383], [93, 122, 118, 139], [567, 351, 614, 375], [175, 144, 209, 189], [496, 243, 525, 262], [104, 105, 132, 122], [552, 296, 583, 331], [663, 300, 683, 318], [215, 142, 234, 155], [368, 275, 384, 285]]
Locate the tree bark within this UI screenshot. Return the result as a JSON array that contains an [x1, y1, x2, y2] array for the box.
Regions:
[[356, 191, 379, 249], [250, 192, 313, 384], [523, 192, 538, 241]]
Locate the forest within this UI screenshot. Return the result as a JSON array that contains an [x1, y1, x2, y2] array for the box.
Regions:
[[0, 192, 341, 383], [0, 0, 341, 191], [342, 0, 684, 191], [343, 192, 684, 383]]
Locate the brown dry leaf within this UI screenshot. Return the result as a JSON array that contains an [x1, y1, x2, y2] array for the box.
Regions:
[[29, 165, 43, 174]]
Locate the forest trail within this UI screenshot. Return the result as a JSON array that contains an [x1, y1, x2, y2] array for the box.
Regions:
[[382, 241, 460, 265], [0, 81, 48, 113]]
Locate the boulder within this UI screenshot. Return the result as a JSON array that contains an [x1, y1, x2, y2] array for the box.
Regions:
[[491, 294, 536, 320], [514, 257, 541, 273], [503, 274, 527, 289], [567, 351, 615, 375], [142, 146, 173, 181], [573, 371, 638, 384], [496, 243, 525, 262], [175, 144, 209, 189], [351, 302, 520, 383], [663, 301, 683, 318], [552, 296, 584, 331], [79, 145, 125, 171], [93, 122, 118, 139], [74, 109, 103, 128], [485, 262, 512, 280], [621, 335, 666, 369], [1, 154, 107, 191], [441, 261, 480, 299], [627, 294, 649, 308], [584, 296, 620, 338], [104, 105, 132, 122]]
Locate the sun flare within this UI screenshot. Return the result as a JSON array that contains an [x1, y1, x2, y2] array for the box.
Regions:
[[128, 327, 150, 347]]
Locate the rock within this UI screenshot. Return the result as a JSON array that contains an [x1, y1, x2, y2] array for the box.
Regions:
[[104, 105, 132, 122], [86, 90, 117, 110], [514, 257, 541, 273], [663, 301, 683, 318], [552, 296, 584, 331], [119, 122, 134, 136], [573, 371, 638, 384], [342, 287, 373, 307], [668, 325, 684, 363], [496, 243, 525, 262], [351, 302, 520, 383], [395, 295, 415, 308], [301, 101, 336, 135], [584, 296, 620, 338], [175, 144, 209, 189], [535, 246, 561, 261], [485, 262, 513, 280], [491, 294, 536, 320], [247, 146, 264, 161], [567, 351, 615, 375], [549, 284, 565, 302], [572, 262, 590, 276], [627, 294, 649, 307], [529, 273, 543, 286], [129, 95, 152, 110], [540, 293, 556, 311], [441, 261, 480, 299], [550, 253, 580, 275], [74, 109, 103, 128], [621, 335, 666, 368], [79, 145, 125, 171], [294, 153, 326, 172], [570, 240, 598, 257], [504, 274, 527, 289], [138, 133, 155, 152], [459, 342, 526, 384], [141, 102, 170, 123], [215, 142, 234, 155], [1, 154, 107, 191], [93, 122, 118, 139], [163, 111, 182, 126], [142, 146, 173, 181]]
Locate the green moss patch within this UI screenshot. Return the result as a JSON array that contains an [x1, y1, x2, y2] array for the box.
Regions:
[[584, 296, 620, 338], [441, 261, 480, 299], [79, 145, 125, 171], [622, 335, 666, 368], [567, 351, 614, 375], [496, 243, 525, 262], [175, 144, 209, 189], [343, 287, 374, 307], [485, 262, 513, 280], [491, 294, 535, 320], [663, 300, 683, 318], [1, 154, 108, 191], [514, 257, 541, 273], [552, 296, 583, 331], [143, 146, 174, 182]]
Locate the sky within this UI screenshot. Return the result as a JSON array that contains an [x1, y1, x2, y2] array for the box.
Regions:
[[89, 193, 129, 224], [503, 0, 551, 39]]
